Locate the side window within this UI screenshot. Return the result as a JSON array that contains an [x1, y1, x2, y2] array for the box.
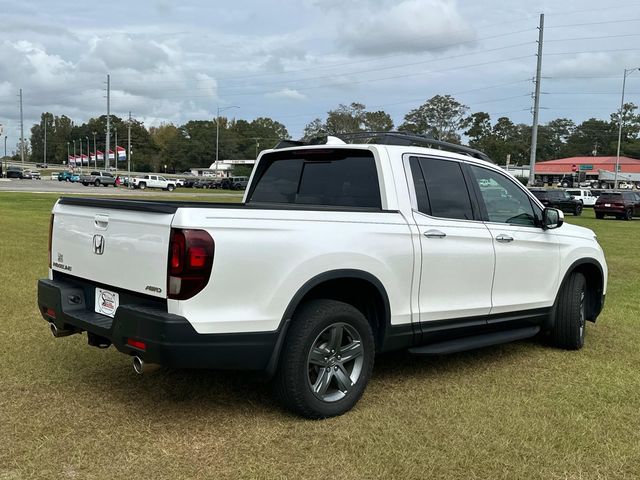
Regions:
[[469, 165, 537, 226], [412, 157, 474, 220], [409, 157, 430, 214]]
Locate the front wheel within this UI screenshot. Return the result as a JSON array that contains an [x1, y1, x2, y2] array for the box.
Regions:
[[138, 182, 146, 190], [551, 271, 587, 350], [624, 208, 633, 221], [94, 180, 100, 187], [574, 205, 582, 216], [275, 299, 375, 419]]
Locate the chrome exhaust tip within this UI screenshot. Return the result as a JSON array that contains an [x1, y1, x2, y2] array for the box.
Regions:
[[50, 323, 74, 338], [133, 356, 144, 375]]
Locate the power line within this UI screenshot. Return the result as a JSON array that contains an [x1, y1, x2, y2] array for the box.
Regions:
[[546, 18, 640, 28]]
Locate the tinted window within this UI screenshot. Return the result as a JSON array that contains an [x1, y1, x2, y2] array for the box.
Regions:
[[530, 190, 547, 199], [413, 157, 473, 220], [409, 157, 430, 214], [598, 193, 622, 201], [567, 190, 580, 196], [469, 165, 537, 226], [249, 150, 381, 208]]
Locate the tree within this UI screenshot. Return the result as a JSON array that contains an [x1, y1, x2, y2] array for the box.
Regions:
[[399, 95, 469, 143], [325, 103, 366, 134], [564, 118, 616, 157], [363, 111, 393, 132], [302, 118, 327, 140], [537, 118, 575, 160], [465, 111, 492, 152]]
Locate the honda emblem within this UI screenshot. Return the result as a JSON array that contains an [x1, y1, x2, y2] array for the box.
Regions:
[[93, 234, 105, 255]]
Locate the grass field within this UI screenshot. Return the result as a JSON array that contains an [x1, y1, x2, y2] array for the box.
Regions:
[[1, 192, 639, 479]]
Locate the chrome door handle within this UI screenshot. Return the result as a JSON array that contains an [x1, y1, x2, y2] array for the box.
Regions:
[[424, 229, 446, 238], [496, 234, 514, 243]]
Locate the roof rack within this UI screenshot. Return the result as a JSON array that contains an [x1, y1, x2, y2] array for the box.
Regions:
[[274, 131, 493, 163]]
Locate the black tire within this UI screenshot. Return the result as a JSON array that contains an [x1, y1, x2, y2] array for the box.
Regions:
[[574, 205, 582, 216], [551, 272, 587, 350], [139, 182, 146, 190], [82, 182, 88, 186], [275, 299, 375, 419], [94, 179, 100, 187], [624, 208, 633, 221], [595, 212, 604, 219], [167, 184, 175, 192]]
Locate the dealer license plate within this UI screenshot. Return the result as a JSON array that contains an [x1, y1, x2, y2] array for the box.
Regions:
[[604, 203, 611, 207], [95, 288, 119, 318]]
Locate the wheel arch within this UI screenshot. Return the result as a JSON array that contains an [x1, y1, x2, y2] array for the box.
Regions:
[[265, 269, 391, 377], [551, 258, 605, 328]]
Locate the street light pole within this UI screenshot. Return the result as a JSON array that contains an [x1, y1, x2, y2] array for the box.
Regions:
[[72, 140, 76, 171], [215, 105, 239, 176], [92, 132, 97, 169], [614, 67, 640, 189], [67, 141, 69, 166], [79, 138, 83, 174], [86, 136, 89, 171], [43, 118, 47, 166]]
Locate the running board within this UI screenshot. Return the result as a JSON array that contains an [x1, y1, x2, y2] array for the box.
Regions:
[[408, 326, 540, 355]]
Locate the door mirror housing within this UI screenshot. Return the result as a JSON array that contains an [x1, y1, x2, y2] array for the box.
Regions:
[[542, 207, 564, 230]]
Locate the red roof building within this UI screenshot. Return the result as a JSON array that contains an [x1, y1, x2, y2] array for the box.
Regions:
[[536, 156, 640, 175]]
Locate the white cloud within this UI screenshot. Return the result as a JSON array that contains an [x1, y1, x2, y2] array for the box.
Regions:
[[338, 0, 475, 55], [267, 88, 307, 101]]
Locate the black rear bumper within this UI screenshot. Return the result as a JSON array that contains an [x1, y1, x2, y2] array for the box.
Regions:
[[37, 277, 279, 370]]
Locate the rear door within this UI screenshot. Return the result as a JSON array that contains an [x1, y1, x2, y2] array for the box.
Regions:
[[466, 164, 560, 314], [405, 155, 495, 323], [51, 201, 174, 298]]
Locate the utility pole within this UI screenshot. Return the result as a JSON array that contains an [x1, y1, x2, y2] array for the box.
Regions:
[[127, 111, 132, 188], [19, 88, 25, 169], [614, 67, 640, 189], [527, 13, 544, 187], [92, 131, 97, 168], [43, 117, 47, 166], [105, 74, 111, 171]]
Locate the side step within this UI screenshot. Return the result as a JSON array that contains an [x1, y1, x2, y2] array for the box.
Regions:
[[408, 326, 540, 355]]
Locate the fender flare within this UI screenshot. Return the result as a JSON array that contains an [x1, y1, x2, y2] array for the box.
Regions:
[[264, 269, 391, 377]]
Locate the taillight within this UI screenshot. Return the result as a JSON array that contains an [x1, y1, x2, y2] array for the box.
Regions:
[[167, 229, 214, 300], [48, 214, 54, 268]]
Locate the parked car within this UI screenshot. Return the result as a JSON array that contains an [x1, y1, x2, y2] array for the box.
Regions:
[[617, 181, 634, 190], [27, 170, 41, 180], [50, 172, 59, 181], [131, 174, 176, 191], [58, 171, 74, 182], [80, 171, 117, 187], [566, 188, 597, 207], [39, 132, 607, 419], [182, 177, 197, 188], [6, 167, 26, 179], [220, 176, 249, 190], [36, 163, 49, 168], [594, 191, 640, 220], [528, 188, 583, 216]]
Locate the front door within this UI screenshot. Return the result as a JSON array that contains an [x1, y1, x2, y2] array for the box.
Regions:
[[466, 164, 560, 315], [406, 156, 495, 323]]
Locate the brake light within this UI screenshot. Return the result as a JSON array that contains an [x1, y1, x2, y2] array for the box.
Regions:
[[167, 229, 214, 300], [48, 214, 54, 268], [127, 338, 146, 350]]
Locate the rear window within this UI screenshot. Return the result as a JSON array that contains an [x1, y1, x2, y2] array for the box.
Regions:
[[530, 190, 548, 199], [248, 149, 381, 208], [598, 193, 623, 201]]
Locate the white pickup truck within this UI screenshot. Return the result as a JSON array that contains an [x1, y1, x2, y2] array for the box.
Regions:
[[38, 133, 608, 418], [131, 174, 176, 191]]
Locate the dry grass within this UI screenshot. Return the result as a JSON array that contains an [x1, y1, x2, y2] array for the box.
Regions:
[[1, 193, 639, 479]]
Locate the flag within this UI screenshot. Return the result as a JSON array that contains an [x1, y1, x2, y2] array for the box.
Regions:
[[81, 154, 89, 165], [96, 150, 104, 161], [68, 155, 74, 165], [108, 150, 115, 160], [116, 146, 126, 161], [90, 153, 96, 162]]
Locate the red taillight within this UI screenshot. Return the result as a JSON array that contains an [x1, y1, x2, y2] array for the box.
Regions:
[[127, 338, 146, 351], [45, 307, 56, 319], [167, 229, 214, 300], [48, 214, 54, 268]]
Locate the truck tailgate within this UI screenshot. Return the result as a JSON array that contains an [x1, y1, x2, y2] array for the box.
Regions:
[[51, 199, 174, 298]]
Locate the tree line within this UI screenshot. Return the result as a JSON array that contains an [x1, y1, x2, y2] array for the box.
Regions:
[[19, 94, 640, 172]]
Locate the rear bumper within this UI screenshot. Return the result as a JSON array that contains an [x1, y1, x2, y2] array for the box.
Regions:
[[37, 277, 279, 370]]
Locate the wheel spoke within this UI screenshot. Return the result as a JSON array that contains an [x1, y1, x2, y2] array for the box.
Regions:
[[309, 347, 328, 366], [328, 324, 344, 352], [313, 368, 332, 396], [334, 364, 353, 393], [338, 341, 363, 363]]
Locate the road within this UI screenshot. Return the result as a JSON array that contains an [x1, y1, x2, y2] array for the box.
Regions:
[[0, 178, 242, 197]]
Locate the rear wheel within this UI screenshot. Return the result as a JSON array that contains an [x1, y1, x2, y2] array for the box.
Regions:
[[624, 208, 633, 221], [574, 205, 582, 216], [94, 179, 100, 187], [275, 299, 375, 419], [167, 184, 175, 192], [551, 271, 587, 350]]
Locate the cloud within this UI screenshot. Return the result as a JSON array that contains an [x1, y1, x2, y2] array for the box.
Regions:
[[338, 0, 475, 55], [267, 88, 307, 101]]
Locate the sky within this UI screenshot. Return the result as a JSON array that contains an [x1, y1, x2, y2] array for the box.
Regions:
[[1, 0, 640, 155]]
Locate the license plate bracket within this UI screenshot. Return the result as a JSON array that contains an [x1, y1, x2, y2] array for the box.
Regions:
[[95, 288, 119, 318]]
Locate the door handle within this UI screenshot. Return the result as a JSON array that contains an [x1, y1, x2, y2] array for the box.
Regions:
[[424, 229, 446, 238], [496, 234, 514, 243]]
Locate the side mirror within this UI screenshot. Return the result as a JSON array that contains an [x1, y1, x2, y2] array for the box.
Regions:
[[543, 207, 564, 230]]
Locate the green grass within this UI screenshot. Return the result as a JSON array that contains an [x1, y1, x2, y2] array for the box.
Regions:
[[1, 193, 640, 479]]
